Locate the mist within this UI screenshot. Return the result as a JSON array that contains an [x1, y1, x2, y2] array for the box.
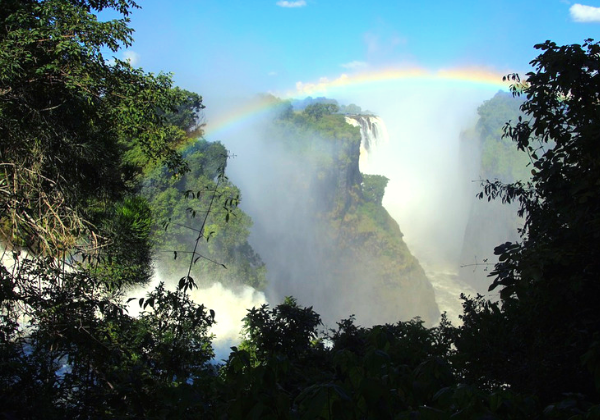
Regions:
[[214, 115, 352, 326], [333, 83, 494, 267], [335, 83, 506, 319], [189, 282, 266, 361], [118, 78, 517, 350], [127, 270, 266, 361], [196, 78, 520, 326]]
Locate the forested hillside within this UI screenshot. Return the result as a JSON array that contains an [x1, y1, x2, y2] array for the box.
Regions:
[[142, 139, 266, 290]]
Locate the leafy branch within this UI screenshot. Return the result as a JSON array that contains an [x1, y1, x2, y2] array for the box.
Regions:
[[158, 151, 240, 294]]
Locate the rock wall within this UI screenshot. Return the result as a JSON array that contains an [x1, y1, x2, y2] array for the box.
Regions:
[[242, 113, 440, 326]]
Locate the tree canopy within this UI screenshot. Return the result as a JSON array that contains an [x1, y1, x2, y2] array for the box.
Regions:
[[0, 0, 202, 257], [304, 102, 340, 120], [0, 1, 215, 417], [457, 38, 600, 404]]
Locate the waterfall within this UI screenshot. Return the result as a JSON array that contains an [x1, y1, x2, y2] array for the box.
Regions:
[[345, 115, 389, 173]]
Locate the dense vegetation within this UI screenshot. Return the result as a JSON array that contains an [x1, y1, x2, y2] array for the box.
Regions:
[[0, 0, 219, 416], [143, 139, 267, 290], [291, 97, 374, 115], [1, 0, 600, 417], [459, 39, 600, 405]]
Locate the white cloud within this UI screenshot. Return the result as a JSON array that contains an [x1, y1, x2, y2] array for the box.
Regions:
[[341, 60, 368, 70], [122, 50, 141, 65], [276, 0, 306, 8], [570, 3, 600, 22], [268, 71, 278, 76], [295, 74, 351, 96]]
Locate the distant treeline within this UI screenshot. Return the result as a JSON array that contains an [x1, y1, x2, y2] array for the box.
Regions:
[[292, 96, 375, 115]]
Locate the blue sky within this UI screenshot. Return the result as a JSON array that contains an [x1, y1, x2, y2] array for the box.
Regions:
[[110, 0, 599, 101]]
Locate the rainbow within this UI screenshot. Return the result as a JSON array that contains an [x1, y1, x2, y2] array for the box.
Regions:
[[202, 66, 513, 141]]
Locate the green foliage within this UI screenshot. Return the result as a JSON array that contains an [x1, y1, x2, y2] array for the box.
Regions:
[[339, 103, 363, 114], [477, 91, 530, 182], [273, 103, 360, 147], [221, 305, 492, 419], [362, 174, 389, 205], [0, 257, 216, 419], [144, 140, 267, 290], [0, 1, 218, 417], [163, 87, 206, 140], [240, 296, 322, 362], [88, 195, 154, 287], [304, 102, 340, 120], [0, 0, 201, 256], [458, 39, 600, 405]]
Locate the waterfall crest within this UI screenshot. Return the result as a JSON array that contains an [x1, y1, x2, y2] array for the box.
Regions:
[[345, 115, 389, 173]]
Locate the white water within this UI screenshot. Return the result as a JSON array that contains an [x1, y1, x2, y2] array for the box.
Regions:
[[424, 265, 477, 325], [127, 273, 266, 361], [190, 282, 266, 361], [345, 115, 390, 174]]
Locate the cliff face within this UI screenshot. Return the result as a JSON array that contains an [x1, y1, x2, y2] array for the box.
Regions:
[[143, 140, 267, 290], [238, 110, 439, 326], [316, 128, 363, 213], [319, 121, 439, 325]]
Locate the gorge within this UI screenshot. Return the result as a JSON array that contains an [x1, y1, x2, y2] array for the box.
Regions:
[[145, 90, 527, 343], [221, 104, 440, 327]]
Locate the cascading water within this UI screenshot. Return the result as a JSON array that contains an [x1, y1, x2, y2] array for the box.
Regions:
[[345, 115, 389, 174]]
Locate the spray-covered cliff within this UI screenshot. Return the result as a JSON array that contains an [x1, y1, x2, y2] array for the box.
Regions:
[[458, 91, 528, 293], [226, 101, 439, 326]]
